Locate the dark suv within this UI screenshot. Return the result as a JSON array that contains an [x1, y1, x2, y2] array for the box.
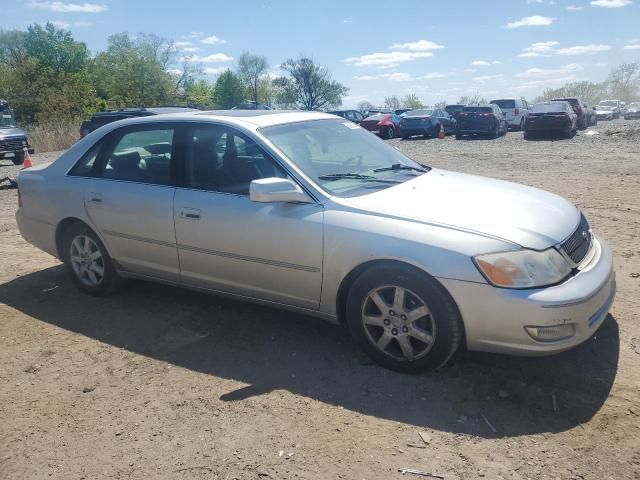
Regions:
[[80, 106, 199, 138], [0, 100, 34, 165]]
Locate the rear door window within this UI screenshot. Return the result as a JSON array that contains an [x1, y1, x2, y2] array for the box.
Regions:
[[101, 128, 175, 185]]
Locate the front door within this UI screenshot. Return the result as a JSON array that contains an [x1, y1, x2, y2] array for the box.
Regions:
[[82, 125, 180, 282], [173, 124, 324, 309]]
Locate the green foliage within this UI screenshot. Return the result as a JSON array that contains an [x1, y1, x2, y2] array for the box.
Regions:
[[280, 56, 349, 110], [402, 94, 424, 109], [213, 70, 245, 109], [539, 81, 608, 104], [457, 95, 487, 106], [185, 79, 215, 109], [92, 33, 175, 108], [272, 76, 297, 109]]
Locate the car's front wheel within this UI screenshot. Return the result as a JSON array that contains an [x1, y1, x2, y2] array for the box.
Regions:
[[62, 223, 122, 295], [382, 126, 395, 140], [346, 264, 463, 373], [11, 152, 24, 165]]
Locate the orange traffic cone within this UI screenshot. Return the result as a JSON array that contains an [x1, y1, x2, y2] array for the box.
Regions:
[[22, 147, 33, 169], [438, 124, 445, 139]]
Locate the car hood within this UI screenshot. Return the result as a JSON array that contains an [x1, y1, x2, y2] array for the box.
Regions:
[[0, 127, 26, 138], [341, 169, 579, 250]]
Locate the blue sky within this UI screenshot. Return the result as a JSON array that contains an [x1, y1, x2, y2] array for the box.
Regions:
[[3, 0, 640, 107]]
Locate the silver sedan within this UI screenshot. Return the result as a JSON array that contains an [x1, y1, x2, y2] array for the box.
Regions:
[[16, 111, 616, 372]]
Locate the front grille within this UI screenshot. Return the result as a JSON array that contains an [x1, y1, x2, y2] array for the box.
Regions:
[[0, 137, 26, 152], [561, 212, 592, 264]]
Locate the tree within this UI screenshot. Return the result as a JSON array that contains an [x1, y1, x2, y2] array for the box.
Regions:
[[92, 33, 175, 107], [606, 62, 640, 101], [433, 100, 447, 109], [402, 94, 423, 109], [384, 95, 401, 110], [458, 95, 487, 105], [213, 69, 244, 109], [280, 56, 349, 110], [357, 100, 375, 113], [237, 52, 268, 105], [272, 76, 297, 109], [185, 79, 215, 108], [539, 81, 607, 104]]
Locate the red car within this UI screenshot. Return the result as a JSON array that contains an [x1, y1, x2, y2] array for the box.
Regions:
[[359, 113, 401, 139]]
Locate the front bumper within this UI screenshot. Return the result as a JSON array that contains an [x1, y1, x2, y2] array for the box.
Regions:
[[596, 113, 613, 120], [439, 236, 615, 356]]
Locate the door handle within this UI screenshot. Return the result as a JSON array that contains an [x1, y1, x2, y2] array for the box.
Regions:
[[89, 193, 102, 203], [180, 207, 201, 220]]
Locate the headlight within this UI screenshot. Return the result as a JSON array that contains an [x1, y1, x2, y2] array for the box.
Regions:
[[474, 248, 571, 289]]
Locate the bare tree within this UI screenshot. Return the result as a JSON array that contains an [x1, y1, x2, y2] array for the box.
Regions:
[[606, 62, 640, 101], [384, 95, 401, 110], [357, 100, 375, 113], [433, 100, 447, 109], [458, 95, 487, 105], [237, 52, 268, 105]]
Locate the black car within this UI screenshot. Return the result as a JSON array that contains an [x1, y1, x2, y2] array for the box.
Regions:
[[455, 105, 508, 139], [0, 100, 34, 165], [327, 109, 365, 124], [445, 104, 466, 118], [232, 101, 273, 110], [80, 106, 199, 138], [400, 108, 457, 139], [524, 101, 577, 140]]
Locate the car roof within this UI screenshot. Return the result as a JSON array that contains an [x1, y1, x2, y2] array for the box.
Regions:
[[96, 110, 337, 130]]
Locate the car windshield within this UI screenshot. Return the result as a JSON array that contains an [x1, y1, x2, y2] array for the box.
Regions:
[[0, 110, 17, 128], [491, 100, 515, 109], [629, 103, 639, 109], [532, 103, 567, 113], [364, 113, 385, 120], [405, 109, 433, 116], [599, 101, 618, 107], [261, 119, 429, 197]]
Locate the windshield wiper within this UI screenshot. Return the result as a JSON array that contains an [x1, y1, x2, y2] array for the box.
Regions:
[[318, 173, 401, 184], [373, 163, 428, 173]]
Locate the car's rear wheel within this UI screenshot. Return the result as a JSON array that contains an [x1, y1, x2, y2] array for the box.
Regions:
[[383, 126, 394, 140], [346, 264, 463, 373], [491, 123, 499, 139], [62, 223, 122, 295], [455, 133, 463, 140], [11, 152, 24, 165]]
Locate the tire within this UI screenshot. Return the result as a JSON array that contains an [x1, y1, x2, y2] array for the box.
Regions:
[[11, 152, 24, 166], [517, 118, 524, 132], [345, 264, 463, 373], [455, 133, 462, 140], [62, 222, 122, 296], [383, 126, 395, 140], [490, 123, 499, 139], [430, 124, 440, 138]]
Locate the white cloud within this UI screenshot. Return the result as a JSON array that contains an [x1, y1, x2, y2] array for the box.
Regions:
[[519, 41, 611, 57], [353, 75, 377, 81], [472, 74, 504, 82], [506, 15, 554, 28], [516, 63, 584, 79], [204, 67, 226, 75], [591, 0, 632, 7], [182, 53, 233, 64], [567, 5, 585, 9], [49, 20, 69, 28], [556, 44, 611, 55], [189, 31, 203, 38], [201, 35, 226, 45], [29, 1, 107, 13], [471, 60, 491, 66], [166, 68, 182, 75], [341, 19, 354, 24], [423, 72, 450, 79], [381, 72, 413, 81], [344, 51, 433, 68], [175, 41, 193, 47], [48, 19, 91, 28], [624, 42, 640, 50], [180, 47, 199, 53], [389, 40, 444, 51], [464, 68, 477, 73]]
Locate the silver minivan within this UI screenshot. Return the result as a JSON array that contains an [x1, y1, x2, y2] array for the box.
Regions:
[[490, 98, 530, 131]]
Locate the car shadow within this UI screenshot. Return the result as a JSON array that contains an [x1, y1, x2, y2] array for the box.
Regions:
[[0, 265, 619, 439]]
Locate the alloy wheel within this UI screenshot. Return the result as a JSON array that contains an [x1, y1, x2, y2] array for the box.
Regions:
[[361, 285, 435, 361], [69, 235, 105, 287]]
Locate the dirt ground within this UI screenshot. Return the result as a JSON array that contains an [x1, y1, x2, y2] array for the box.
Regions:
[[1, 120, 639, 480]]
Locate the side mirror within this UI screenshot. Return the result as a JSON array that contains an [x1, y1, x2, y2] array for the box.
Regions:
[[250, 177, 313, 204]]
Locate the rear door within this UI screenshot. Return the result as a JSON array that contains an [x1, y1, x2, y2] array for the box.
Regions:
[[173, 123, 324, 309], [80, 124, 180, 282]]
